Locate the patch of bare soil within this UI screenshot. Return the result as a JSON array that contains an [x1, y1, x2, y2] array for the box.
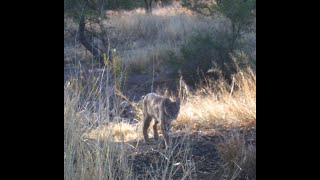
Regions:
[[125, 133, 222, 179], [123, 128, 256, 180]]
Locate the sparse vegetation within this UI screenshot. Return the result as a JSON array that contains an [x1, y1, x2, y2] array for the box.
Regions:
[[64, 67, 255, 179], [216, 130, 256, 179], [175, 68, 256, 130], [65, 1, 255, 179]]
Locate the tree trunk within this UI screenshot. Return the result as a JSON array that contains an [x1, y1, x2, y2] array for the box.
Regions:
[[79, 16, 104, 66], [98, 0, 105, 17], [144, 0, 152, 14]]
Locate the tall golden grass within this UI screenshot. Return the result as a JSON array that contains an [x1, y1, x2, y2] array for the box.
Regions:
[[64, 67, 256, 179], [175, 68, 256, 131], [64, 4, 256, 179], [216, 131, 256, 179], [107, 9, 229, 69]]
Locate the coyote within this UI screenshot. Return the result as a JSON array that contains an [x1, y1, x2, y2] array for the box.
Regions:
[[142, 93, 180, 148]]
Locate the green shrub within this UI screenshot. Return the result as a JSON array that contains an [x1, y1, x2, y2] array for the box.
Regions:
[[165, 32, 230, 84], [180, 33, 217, 75], [106, 0, 145, 10], [165, 0, 256, 85], [165, 30, 254, 86]]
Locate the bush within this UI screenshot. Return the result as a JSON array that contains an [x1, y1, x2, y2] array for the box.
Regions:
[[180, 33, 218, 79], [213, 0, 256, 51], [165, 32, 231, 85], [176, 0, 256, 84], [106, 0, 145, 10], [216, 131, 256, 179]]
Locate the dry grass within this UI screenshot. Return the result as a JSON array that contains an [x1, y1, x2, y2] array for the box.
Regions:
[[85, 122, 140, 142], [138, 134, 196, 180], [64, 4, 256, 70], [106, 9, 227, 68], [64, 5, 232, 67], [216, 131, 256, 179], [175, 68, 256, 131], [64, 4, 256, 179], [64, 81, 136, 179], [173, 68, 256, 179], [64, 74, 197, 179], [64, 68, 256, 179]]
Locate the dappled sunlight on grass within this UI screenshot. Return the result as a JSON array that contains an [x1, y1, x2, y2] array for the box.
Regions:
[[175, 69, 256, 131], [85, 122, 141, 142]]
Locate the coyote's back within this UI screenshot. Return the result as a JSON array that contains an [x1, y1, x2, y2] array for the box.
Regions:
[[142, 93, 180, 148]]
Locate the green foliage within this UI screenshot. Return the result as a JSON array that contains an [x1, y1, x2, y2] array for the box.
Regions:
[[111, 49, 127, 92], [173, 0, 255, 84], [112, 49, 121, 79], [213, 0, 256, 50], [214, 0, 255, 29], [164, 50, 180, 70], [180, 33, 216, 73], [164, 32, 229, 80], [106, 0, 145, 10], [164, 29, 253, 85], [181, 0, 214, 15], [182, 0, 255, 51], [158, 0, 174, 6], [64, 0, 100, 20], [64, 0, 81, 13]]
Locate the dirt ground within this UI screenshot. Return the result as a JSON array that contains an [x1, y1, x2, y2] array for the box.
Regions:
[[120, 128, 256, 180], [65, 64, 256, 179]]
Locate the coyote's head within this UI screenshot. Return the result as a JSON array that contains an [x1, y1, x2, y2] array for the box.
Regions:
[[163, 97, 180, 120]]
